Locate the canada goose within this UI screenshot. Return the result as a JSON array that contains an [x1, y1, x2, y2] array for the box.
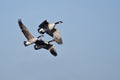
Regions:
[[38, 20, 63, 44], [34, 40, 57, 56], [18, 19, 57, 56]]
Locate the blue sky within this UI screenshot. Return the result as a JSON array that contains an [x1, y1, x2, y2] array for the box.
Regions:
[[0, 0, 120, 80]]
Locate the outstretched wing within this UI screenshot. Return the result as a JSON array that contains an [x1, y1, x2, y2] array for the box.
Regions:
[[49, 46, 57, 56], [39, 20, 48, 28], [18, 19, 34, 40], [53, 29, 63, 44], [46, 28, 63, 44]]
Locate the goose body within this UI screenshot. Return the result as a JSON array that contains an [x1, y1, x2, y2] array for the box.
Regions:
[[18, 19, 57, 56], [34, 40, 57, 56], [38, 20, 63, 44]]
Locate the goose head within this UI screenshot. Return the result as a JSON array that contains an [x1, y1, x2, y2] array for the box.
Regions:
[[38, 28, 45, 34]]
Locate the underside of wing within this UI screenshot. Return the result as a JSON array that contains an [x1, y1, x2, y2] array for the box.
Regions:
[[18, 19, 34, 40], [45, 28, 63, 44], [53, 29, 63, 44]]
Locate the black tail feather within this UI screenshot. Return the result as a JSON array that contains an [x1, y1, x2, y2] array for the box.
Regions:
[[50, 48, 57, 56]]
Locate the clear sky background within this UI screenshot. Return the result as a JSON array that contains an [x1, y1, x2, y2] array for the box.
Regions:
[[0, 0, 120, 80]]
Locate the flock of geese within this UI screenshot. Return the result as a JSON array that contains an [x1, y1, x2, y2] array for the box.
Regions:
[[18, 19, 63, 56]]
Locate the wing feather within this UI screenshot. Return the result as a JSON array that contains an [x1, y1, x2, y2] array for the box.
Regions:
[[49, 46, 57, 56], [53, 29, 63, 44], [18, 19, 34, 40]]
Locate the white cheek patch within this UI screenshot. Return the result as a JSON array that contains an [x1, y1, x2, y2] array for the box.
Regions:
[[40, 28, 45, 32], [26, 41, 32, 45]]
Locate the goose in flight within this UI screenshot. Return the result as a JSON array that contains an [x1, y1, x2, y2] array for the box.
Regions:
[[18, 19, 57, 56], [38, 20, 63, 44]]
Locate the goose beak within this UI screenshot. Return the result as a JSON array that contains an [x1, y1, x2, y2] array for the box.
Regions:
[[60, 21, 63, 23]]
